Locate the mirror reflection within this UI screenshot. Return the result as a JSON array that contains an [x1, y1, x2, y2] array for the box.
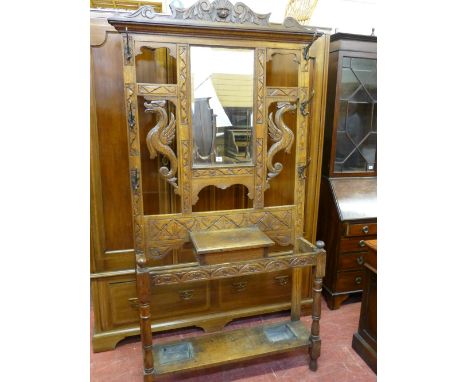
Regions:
[[190, 46, 254, 167]]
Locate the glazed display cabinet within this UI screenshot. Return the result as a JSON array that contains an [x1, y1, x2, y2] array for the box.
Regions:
[[91, 3, 331, 373], [317, 33, 377, 310]]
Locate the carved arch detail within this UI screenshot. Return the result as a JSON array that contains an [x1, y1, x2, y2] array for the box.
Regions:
[[191, 181, 254, 206]]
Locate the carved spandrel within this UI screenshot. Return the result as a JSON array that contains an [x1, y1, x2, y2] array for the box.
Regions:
[[134, 42, 177, 59], [191, 180, 255, 206], [169, 0, 271, 26], [265, 102, 296, 189], [145, 100, 179, 193], [266, 49, 301, 65]]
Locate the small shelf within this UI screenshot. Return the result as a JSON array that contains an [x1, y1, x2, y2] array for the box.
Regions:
[[189, 226, 275, 265], [153, 320, 310, 376], [190, 226, 274, 255]]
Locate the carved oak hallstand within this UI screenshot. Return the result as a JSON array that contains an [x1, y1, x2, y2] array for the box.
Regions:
[[107, 1, 329, 379]]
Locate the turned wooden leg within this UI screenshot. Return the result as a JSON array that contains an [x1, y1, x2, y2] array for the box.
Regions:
[[309, 269, 322, 371], [291, 267, 302, 321], [137, 256, 154, 381], [309, 241, 325, 371]]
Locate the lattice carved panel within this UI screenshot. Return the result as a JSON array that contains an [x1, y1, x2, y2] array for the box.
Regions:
[[137, 84, 178, 97], [145, 207, 294, 246]]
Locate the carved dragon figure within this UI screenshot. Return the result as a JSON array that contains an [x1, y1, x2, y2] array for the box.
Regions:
[[145, 100, 179, 193], [266, 102, 296, 189]]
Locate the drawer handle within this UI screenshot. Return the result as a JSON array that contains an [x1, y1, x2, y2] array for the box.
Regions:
[[359, 240, 366, 247], [275, 275, 289, 286], [362, 226, 369, 234], [179, 290, 194, 300], [355, 276, 363, 285], [356, 256, 364, 265], [232, 281, 247, 292], [128, 297, 139, 310]]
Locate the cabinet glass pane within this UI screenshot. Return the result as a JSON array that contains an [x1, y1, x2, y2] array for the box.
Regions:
[[190, 46, 254, 167], [334, 57, 377, 173]]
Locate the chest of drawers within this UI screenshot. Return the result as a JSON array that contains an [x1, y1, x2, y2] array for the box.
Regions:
[[317, 177, 376, 309]]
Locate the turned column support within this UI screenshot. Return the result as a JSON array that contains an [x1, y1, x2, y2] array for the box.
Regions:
[[137, 256, 154, 381], [309, 240, 325, 371]]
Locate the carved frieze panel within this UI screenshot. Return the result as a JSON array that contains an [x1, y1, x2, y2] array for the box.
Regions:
[[137, 84, 178, 97], [192, 167, 254, 177], [145, 207, 294, 245], [150, 252, 316, 286], [249, 209, 292, 232]]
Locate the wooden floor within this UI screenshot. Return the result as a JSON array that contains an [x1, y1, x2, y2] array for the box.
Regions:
[[90, 296, 377, 381]]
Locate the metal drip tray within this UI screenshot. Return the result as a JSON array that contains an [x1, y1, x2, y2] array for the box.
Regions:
[[263, 324, 297, 343], [158, 341, 194, 365]]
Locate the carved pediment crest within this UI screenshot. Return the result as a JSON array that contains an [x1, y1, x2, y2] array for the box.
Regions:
[[169, 0, 271, 26]]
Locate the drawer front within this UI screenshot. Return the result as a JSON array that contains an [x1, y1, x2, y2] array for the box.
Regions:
[[340, 236, 376, 253], [338, 252, 367, 271], [335, 270, 365, 293], [218, 270, 298, 310], [345, 222, 377, 237], [108, 278, 210, 328]]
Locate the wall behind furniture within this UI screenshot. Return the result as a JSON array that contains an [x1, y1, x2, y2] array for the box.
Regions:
[[165, 0, 376, 34]]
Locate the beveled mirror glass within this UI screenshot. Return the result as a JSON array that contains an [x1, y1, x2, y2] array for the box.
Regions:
[[190, 46, 254, 167]]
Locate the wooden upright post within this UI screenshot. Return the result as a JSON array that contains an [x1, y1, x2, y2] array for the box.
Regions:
[[291, 267, 302, 321], [137, 256, 154, 381], [309, 241, 325, 371]]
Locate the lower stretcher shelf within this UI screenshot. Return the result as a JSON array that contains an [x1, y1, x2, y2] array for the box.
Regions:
[[153, 320, 310, 376]]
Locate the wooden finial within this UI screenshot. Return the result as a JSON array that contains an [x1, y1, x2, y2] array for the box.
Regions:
[[316, 240, 325, 249]]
